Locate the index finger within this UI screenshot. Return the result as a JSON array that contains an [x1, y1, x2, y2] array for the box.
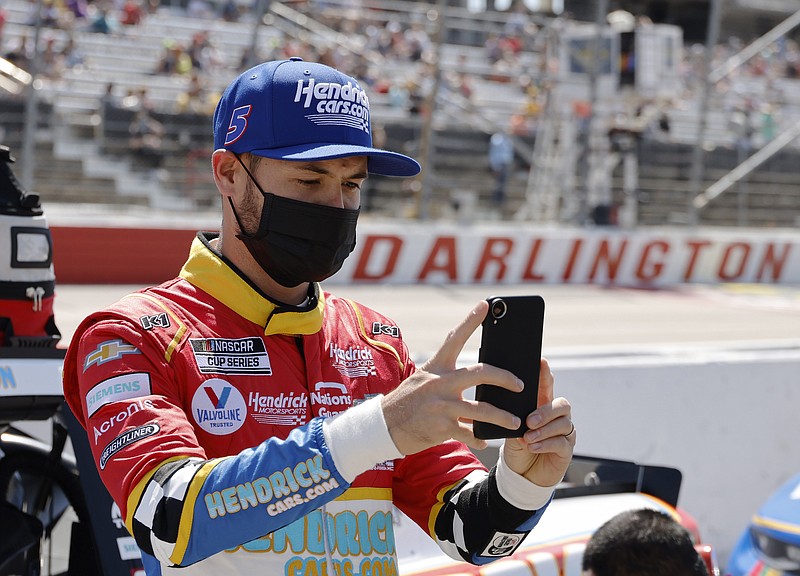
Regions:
[[423, 300, 488, 372], [537, 357, 554, 407]]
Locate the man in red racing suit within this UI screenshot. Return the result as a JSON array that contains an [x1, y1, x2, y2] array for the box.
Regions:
[[62, 59, 576, 576]]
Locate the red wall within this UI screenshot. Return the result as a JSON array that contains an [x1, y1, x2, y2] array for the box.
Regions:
[[51, 226, 199, 284]]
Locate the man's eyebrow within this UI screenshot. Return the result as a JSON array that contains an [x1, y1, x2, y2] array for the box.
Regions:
[[295, 163, 368, 180]]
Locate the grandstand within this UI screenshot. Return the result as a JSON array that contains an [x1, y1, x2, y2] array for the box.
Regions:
[[2, 0, 800, 226]]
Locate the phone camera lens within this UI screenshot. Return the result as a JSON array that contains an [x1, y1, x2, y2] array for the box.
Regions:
[[491, 299, 507, 319]]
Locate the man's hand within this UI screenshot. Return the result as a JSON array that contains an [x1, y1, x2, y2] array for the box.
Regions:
[[382, 300, 524, 455], [503, 359, 575, 487], [381, 299, 575, 487]]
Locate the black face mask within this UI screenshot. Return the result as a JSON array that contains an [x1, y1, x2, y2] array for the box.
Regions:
[[229, 158, 360, 288]]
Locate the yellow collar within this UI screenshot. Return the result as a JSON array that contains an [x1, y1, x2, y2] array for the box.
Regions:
[[178, 233, 325, 336]]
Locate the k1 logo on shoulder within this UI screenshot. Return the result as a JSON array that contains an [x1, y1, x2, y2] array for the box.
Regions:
[[190, 337, 272, 376], [371, 322, 399, 338], [140, 312, 170, 330]]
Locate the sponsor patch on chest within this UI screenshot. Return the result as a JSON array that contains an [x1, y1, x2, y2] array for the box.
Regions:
[[191, 378, 247, 435], [329, 343, 377, 378], [190, 337, 272, 375]]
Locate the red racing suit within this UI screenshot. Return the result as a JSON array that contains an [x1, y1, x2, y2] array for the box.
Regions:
[[62, 233, 554, 576]]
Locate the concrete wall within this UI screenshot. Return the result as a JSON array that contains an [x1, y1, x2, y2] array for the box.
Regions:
[[539, 341, 800, 569]]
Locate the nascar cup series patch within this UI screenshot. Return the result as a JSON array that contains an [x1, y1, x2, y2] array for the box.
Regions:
[[190, 337, 272, 376]]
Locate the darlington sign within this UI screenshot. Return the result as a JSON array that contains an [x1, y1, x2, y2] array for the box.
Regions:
[[47, 223, 800, 286], [330, 224, 800, 287]]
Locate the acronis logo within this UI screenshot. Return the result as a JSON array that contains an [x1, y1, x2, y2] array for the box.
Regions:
[[83, 339, 141, 372]]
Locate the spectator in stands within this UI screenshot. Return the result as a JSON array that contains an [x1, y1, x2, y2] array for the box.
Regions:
[[175, 72, 219, 116], [582, 508, 708, 576], [26, 0, 61, 28], [121, 86, 154, 113], [60, 34, 86, 70], [4, 32, 33, 69], [388, 79, 411, 110], [39, 35, 62, 79], [187, 31, 223, 72], [219, 0, 241, 22], [657, 111, 671, 139], [65, 0, 90, 20], [186, 0, 213, 19], [485, 32, 503, 64], [504, 1, 528, 38], [120, 0, 145, 27], [488, 39, 522, 83], [155, 39, 193, 75], [129, 105, 165, 168], [97, 82, 120, 144], [445, 55, 474, 102], [87, 5, 116, 34], [99, 81, 118, 105], [760, 102, 776, 143], [407, 80, 426, 116], [404, 21, 431, 62], [488, 127, 515, 208], [730, 98, 755, 156]]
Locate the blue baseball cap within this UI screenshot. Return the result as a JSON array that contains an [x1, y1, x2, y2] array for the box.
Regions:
[[213, 58, 421, 177]]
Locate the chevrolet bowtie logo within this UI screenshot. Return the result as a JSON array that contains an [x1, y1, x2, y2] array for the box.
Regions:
[[84, 339, 141, 371]]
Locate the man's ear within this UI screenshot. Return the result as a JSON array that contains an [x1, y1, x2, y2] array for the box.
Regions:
[[212, 149, 239, 197]]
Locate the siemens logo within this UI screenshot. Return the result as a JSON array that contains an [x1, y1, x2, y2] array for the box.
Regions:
[[85, 373, 152, 417]]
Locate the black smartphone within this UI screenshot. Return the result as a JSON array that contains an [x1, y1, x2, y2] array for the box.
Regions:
[[474, 295, 545, 440]]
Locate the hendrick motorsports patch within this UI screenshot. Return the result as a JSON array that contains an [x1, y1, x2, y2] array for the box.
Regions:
[[481, 531, 525, 557], [100, 423, 159, 469], [190, 337, 272, 375]]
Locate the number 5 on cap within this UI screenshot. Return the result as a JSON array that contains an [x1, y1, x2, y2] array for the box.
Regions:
[[225, 105, 252, 146]]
